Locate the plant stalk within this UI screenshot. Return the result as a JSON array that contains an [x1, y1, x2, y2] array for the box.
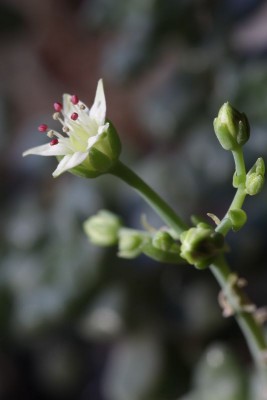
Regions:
[[110, 161, 188, 235], [111, 160, 267, 376]]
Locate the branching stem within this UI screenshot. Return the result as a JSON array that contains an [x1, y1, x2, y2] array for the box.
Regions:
[[110, 158, 267, 378]]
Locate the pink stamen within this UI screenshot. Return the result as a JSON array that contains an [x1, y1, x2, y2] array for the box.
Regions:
[[54, 102, 63, 112], [38, 124, 48, 132], [71, 112, 78, 120], [50, 138, 59, 146], [71, 95, 79, 105]]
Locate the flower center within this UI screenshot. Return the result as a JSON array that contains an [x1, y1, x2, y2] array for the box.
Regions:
[[38, 94, 97, 150]]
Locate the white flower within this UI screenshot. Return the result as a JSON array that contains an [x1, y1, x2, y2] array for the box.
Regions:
[[23, 79, 120, 178]]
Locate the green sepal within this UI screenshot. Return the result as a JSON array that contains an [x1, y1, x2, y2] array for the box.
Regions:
[[107, 120, 122, 160], [89, 147, 113, 172], [56, 156, 101, 179]]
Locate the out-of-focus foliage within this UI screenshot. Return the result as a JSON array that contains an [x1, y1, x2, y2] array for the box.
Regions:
[[1, 0, 267, 399]]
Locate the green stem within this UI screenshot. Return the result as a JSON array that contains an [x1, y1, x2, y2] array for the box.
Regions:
[[110, 161, 188, 235], [232, 147, 246, 179], [110, 159, 267, 375], [211, 256, 267, 371], [216, 188, 246, 235], [216, 148, 247, 236]]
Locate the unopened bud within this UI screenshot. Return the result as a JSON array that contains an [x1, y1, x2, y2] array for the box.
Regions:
[[118, 229, 148, 259], [180, 223, 224, 269], [245, 157, 265, 196], [228, 209, 247, 231], [83, 210, 122, 246], [213, 102, 250, 151], [152, 231, 174, 251]]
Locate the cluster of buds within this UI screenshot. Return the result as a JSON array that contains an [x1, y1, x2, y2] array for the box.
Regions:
[[83, 211, 183, 264]]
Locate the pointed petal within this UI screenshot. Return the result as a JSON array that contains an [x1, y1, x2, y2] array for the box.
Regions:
[[87, 134, 100, 149], [52, 151, 88, 177], [89, 79, 106, 126], [63, 93, 76, 115], [23, 142, 69, 157]]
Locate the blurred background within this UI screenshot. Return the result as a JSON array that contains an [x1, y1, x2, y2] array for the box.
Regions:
[[1, 0, 267, 399]]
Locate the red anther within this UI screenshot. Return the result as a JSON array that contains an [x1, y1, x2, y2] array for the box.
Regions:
[[71, 112, 78, 120], [71, 95, 79, 105], [53, 102, 63, 112], [38, 124, 48, 132], [50, 139, 59, 146]]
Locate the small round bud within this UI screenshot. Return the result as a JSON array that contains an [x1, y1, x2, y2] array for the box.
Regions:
[[152, 231, 174, 251], [83, 210, 122, 246], [246, 158, 265, 196], [228, 209, 247, 231], [118, 229, 148, 259], [213, 102, 250, 151]]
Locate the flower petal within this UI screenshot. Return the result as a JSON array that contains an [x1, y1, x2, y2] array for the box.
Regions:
[[23, 142, 70, 157], [89, 79, 106, 126], [63, 93, 76, 115], [87, 134, 100, 149], [52, 151, 88, 177]]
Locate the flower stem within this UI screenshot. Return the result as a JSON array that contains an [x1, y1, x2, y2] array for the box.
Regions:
[[110, 161, 188, 235], [110, 160, 267, 376], [211, 256, 267, 371], [216, 148, 247, 236]]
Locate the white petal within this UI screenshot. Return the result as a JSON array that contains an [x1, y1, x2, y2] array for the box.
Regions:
[[63, 93, 75, 115], [87, 134, 100, 149], [89, 79, 106, 126], [23, 143, 69, 157], [98, 122, 109, 135], [52, 151, 88, 177]]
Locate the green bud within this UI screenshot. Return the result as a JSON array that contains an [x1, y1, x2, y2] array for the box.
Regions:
[[228, 209, 247, 231], [83, 210, 122, 246], [139, 230, 183, 264], [213, 102, 250, 151], [245, 157, 265, 196], [180, 223, 224, 269], [152, 231, 175, 251], [118, 229, 149, 259]]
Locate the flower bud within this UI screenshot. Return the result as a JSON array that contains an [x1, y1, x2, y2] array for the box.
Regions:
[[118, 229, 149, 259], [228, 209, 247, 231], [83, 210, 122, 246], [152, 231, 175, 251], [180, 223, 224, 269], [213, 102, 250, 151], [245, 157, 265, 196]]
